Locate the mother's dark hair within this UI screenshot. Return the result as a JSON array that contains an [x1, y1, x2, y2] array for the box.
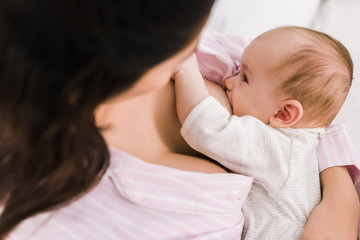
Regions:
[[0, 0, 215, 236]]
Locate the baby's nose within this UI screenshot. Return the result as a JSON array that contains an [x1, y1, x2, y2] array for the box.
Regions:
[[223, 76, 235, 90]]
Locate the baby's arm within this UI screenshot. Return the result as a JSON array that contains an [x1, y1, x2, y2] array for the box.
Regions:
[[174, 54, 210, 124], [175, 66, 289, 193]]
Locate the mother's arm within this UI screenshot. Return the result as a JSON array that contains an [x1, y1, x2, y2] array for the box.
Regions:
[[302, 166, 359, 239], [302, 125, 360, 239]]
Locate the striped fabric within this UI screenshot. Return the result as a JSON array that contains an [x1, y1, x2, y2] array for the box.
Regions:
[[317, 124, 360, 172], [196, 31, 252, 86], [8, 147, 253, 240], [318, 124, 360, 239], [317, 124, 360, 196], [195, 30, 360, 181]]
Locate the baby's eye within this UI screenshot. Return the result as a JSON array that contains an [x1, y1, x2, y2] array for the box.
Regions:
[[242, 74, 248, 83]]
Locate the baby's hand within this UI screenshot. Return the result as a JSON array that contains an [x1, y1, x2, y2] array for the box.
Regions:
[[171, 53, 200, 81]]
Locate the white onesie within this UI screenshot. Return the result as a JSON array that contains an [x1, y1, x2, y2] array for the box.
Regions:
[[181, 96, 324, 239]]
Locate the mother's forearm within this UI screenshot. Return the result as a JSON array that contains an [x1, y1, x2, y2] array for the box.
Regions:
[[302, 166, 359, 239]]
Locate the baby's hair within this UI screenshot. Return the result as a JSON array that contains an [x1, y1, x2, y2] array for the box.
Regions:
[[267, 26, 353, 127]]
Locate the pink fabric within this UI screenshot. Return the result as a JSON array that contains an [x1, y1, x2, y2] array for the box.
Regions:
[[196, 31, 360, 186], [317, 125, 360, 240], [317, 124, 360, 197], [196, 31, 252, 86], [8, 147, 253, 240], [317, 124, 360, 172]]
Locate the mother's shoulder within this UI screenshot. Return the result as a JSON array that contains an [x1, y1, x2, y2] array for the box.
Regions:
[[109, 146, 230, 174]]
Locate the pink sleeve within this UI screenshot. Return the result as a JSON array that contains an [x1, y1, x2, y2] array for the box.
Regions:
[[195, 31, 252, 86], [317, 123, 360, 188]]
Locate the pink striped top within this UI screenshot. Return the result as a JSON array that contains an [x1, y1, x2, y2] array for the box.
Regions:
[[7, 147, 253, 239], [317, 124, 360, 196]]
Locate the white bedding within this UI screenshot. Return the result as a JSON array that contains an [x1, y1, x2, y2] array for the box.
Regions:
[[206, 0, 360, 150]]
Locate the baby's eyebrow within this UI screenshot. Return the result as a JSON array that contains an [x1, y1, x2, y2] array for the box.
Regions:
[[242, 63, 252, 75]]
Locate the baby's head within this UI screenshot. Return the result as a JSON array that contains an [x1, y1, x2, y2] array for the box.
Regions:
[[224, 26, 353, 128]]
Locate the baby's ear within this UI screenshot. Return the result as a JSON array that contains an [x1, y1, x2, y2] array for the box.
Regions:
[[269, 100, 303, 128]]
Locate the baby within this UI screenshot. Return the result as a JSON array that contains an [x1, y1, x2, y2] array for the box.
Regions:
[[173, 26, 353, 239]]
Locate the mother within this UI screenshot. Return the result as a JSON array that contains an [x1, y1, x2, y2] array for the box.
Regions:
[[0, 0, 358, 239]]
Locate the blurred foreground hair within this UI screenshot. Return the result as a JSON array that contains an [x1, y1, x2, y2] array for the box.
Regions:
[[0, 0, 215, 237]]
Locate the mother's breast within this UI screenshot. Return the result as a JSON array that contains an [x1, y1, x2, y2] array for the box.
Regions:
[[96, 81, 228, 173], [204, 79, 232, 114]]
